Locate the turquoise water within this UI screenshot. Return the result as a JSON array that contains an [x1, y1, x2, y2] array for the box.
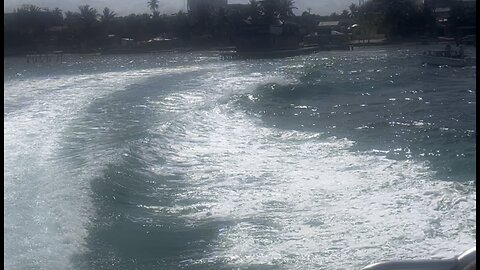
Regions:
[[4, 47, 476, 269]]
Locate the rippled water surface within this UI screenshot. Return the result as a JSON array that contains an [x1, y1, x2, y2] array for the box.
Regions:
[[4, 46, 476, 269]]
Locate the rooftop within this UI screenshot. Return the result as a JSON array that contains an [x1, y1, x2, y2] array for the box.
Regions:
[[318, 21, 340, 27]]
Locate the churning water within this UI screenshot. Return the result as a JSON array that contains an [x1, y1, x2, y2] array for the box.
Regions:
[[4, 46, 476, 269]]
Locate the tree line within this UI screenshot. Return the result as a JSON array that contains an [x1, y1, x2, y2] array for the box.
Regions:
[[4, 0, 475, 55]]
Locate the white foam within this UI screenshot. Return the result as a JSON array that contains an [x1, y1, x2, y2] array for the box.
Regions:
[[4, 64, 211, 269], [148, 64, 476, 269], [5, 60, 475, 269]]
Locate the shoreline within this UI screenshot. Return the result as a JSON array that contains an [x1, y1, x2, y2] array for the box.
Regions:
[[4, 39, 472, 59]]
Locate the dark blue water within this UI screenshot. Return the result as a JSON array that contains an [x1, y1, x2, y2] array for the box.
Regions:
[[4, 46, 476, 269], [237, 49, 476, 181]]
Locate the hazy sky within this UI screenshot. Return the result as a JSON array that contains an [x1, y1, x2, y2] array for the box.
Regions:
[[4, 0, 358, 16]]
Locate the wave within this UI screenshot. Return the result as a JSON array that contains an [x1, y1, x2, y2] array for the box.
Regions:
[[4, 64, 215, 269], [4, 52, 476, 269]]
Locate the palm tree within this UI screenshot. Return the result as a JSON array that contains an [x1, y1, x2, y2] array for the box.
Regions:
[[48, 7, 64, 25], [78, 5, 98, 26], [101, 7, 116, 23], [259, 0, 296, 22], [277, 0, 296, 20], [64, 11, 79, 25], [17, 4, 42, 13], [249, 0, 261, 22], [349, 3, 359, 19], [77, 4, 99, 48], [53, 8, 63, 18], [259, 0, 277, 22], [148, 0, 160, 17]]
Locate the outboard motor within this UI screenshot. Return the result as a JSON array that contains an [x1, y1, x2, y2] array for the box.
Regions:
[[362, 247, 476, 270]]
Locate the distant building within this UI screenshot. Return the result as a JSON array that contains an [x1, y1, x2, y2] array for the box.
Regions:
[[304, 20, 350, 50], [317, 21, 341, 35], [318, 21, 340, 28], [317, 20, 353, 34]]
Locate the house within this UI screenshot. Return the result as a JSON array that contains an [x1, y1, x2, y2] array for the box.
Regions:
[[300, 20, 350, 49], [317, 21, 341, 34]]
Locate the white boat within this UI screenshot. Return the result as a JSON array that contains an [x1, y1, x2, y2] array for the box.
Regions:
[[421, 50, 476, 67], [363, 246, 476, 270]]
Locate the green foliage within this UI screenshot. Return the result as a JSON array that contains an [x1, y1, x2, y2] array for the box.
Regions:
[[148, 0, 160, 16], [258, 0, 296, 22], [248, 0, 262, 22], [352, 0, 442, 39], [5, 4, 64, 48], [101, 7, 116, 23], [349, 3, 359, 18], [78, 5, 98, 24], [3, 0, 475, 54]]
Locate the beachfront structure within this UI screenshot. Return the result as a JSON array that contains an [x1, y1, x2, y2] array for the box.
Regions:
[[302, 20, 350, 50]]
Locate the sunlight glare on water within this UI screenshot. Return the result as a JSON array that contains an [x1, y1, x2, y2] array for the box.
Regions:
[[4, 48, 476, 269]]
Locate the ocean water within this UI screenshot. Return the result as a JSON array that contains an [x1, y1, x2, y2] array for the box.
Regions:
[[4, 47, 476, 269]]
